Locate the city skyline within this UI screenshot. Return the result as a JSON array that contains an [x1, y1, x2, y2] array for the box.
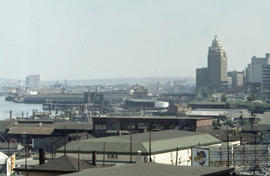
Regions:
[[0, 0, 270, 80]]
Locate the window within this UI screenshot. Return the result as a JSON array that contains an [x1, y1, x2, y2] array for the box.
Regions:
[[107, 154, 118, 159]]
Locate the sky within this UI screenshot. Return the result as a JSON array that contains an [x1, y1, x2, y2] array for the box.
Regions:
[[0, 0, 269, 80]]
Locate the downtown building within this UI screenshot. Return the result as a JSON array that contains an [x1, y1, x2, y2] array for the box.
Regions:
[[196, 35, 228, 91], [25, 75, 40, 91], [227, 71, 244, 89], [245, 53, 270, 96]]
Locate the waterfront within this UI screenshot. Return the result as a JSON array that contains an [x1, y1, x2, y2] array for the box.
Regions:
[[0, 96, 42, 120]]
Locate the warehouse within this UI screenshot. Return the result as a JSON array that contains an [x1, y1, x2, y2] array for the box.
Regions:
[[57, 130, 221, 166]]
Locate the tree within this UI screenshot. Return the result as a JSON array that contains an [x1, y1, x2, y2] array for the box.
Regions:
[[201, 88, 211, 100], [247, 94, 257, 101], [221, 93, 227, 102]]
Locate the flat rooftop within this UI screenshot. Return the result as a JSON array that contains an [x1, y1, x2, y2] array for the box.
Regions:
[[92, 115, 181, 120]]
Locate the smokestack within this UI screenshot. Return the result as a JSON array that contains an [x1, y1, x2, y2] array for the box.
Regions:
[[39, 148, 45, 165], [92, 151, 96, 165]]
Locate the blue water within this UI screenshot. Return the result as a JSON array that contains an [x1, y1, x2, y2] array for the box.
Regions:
[[0, 96, 42, 120]]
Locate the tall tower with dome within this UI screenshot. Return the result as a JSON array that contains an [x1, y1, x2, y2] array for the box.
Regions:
[[207, 35, 228, 88]]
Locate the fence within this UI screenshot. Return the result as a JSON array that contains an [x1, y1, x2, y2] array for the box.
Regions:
[[208, 145, 270, 167]]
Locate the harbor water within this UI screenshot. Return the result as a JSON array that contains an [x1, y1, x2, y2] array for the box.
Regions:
[[0, 96, 42, 120]]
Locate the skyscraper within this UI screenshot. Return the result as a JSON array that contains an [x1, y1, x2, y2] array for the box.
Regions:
[[207, 35, 228, 88]]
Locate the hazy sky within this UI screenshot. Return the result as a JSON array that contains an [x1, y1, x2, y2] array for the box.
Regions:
[[0, 0, 269, 80]]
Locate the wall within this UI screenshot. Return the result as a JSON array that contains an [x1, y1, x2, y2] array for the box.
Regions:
[[153, 149, 191, 166]]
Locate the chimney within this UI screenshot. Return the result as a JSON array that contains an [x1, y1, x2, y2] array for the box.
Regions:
[[92, 151, 96, 165], [39, 148, 45, 165]]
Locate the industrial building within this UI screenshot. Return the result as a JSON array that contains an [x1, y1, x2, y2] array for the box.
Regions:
[[57, 130, 221, 166], [178, 117, 213, 132], [5, 120, 93, 151], [92, 115, 181, 131], [188, 102, 228, 109]]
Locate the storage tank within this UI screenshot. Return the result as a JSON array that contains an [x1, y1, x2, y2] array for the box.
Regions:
[[154, 101, 169, 108]]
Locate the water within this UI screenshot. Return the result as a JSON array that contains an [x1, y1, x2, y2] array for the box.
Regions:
[[0, 96, 43, 120]]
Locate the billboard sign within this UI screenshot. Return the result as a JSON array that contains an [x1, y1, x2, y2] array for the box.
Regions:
[[192, 148, 210, 166], [6, 154, 15, 176]]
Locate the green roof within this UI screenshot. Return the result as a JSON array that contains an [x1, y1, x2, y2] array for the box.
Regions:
[[57, 130, 221, 155], [61, 162, 234, 176]]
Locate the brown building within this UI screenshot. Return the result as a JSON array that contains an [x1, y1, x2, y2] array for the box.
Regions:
[[178, 117, 213, 132]]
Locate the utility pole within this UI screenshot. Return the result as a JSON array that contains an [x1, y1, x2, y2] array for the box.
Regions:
[[51, 143, 54, 160], [149, 129, 152, 162], [103, 142, 106, 166], [64, 126, 66, 156], [254, 133, 256, 176], [227, 132, 230, 168], [175, 147, 179, 166], [77, 148, 80, 172], [23, 135, 27, 170], [130, 131, 133, 163]]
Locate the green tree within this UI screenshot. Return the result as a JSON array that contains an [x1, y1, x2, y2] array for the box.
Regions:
[[201, 88, 211, 99], [221, 93, 227, 102], [247, 94, 257, 101]]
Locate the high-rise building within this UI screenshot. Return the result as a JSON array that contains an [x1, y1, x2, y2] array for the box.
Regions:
[[228, 71, 244, 89], [262, 64, 270, 96], [25, 75, 40, 90], [196, 67, 209, 91], [207, 35, 228, 88], [245, 54, 270, 84]]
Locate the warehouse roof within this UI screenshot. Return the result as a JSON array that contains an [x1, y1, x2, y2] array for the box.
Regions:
[[185, 110, 228, 117], [15, 155, 94, 173], [92, 115, 180, 120], [7, 121, 92, 135], [57, 130, 221, 155], [189, 102, 226, 105], [8, 127, 54, 135], [62, 162, 234, 176], [126, 99, 157, 103], [189, 108, 250, 118], [0, 120, 16, 133]]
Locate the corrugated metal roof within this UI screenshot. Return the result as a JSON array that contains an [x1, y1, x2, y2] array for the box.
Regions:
[[57, 130, 221, 155]]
